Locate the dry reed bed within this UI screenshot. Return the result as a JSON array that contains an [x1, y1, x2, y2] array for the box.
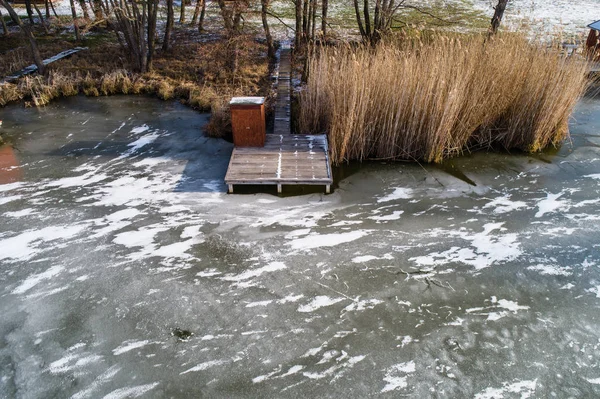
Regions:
[[299, 35, 590, 164], [0, 71, 245, 137]]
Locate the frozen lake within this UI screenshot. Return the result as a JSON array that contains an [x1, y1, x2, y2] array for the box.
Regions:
[[1, 95, 600, 397], [470, 0, 599, 34]]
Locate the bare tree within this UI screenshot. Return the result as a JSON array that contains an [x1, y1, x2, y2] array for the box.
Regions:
[[179, 0, 186, 23], [163, 0, 174, 50], [103, 0, 160, 72], [191, 0, 204, 26], [32, 1, 50, 34], [261, 0, 274, 59], [24, 0, 35, 24], [69, 0, 82, 40], [0, 0, 45, 74], [321, 0, 328, 38], [216, 0, 248, 36], [353, 0, 403, 44], [0, 8, 8, 37], [489, 0, 509, 35], [295, 0, 302, 48], [77, 0, 90, 20], [92, 0, 103, 19], [198, 0, 207, 31]]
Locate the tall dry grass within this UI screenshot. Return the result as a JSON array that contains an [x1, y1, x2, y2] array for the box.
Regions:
[[299, 34, 590, 164]]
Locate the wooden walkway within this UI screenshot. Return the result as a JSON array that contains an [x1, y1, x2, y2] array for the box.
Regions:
[[225, 43, 333, 194]]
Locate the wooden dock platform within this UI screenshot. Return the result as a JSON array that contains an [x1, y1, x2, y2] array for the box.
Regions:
[[225, 134, 332, 194], [224, 43, 333, 194]]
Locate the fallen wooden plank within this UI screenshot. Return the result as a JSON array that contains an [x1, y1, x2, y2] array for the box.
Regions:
[[1, 47, 88, 83]]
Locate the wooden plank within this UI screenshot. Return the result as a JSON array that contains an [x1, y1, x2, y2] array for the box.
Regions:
[[1, 47, 88, 83]]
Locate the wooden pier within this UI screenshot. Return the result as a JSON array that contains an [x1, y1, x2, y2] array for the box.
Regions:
[[224, 44, 333, 194]]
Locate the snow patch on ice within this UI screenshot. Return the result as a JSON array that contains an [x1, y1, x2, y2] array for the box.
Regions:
[[45, 170, 108, 189], [48, 354, 103, 374], [352, 255, 379, 263], [302, 354, 365, 380], [527, 264, 572, 276], [71, 365, 121, 399], [180, 360, 227, 374], [246, 300, 273, 308], [289, 231, 368, 250], [483, 195, 527, 214], [474, 379, 537, 399], [535, 192, 567, 218], [12, 265, 64, 295], [4, 208, 36, 217], [106, 208, 142, 222], [122, 133, 159, 157], [378, 188, 413, 203], [0, 225, 87, 262], [298, 296, 345, 312], [411, 223, 521, 270], [0, 195, 22, 205], [102, 382, 160, 399], [130, 125, 150, 134], [0, 182, 23, 192], [342, 299, 384, 313], [113, 340, 151, 355], [587, 286, 600, 298], [222, 262, 286, 282], [381, 361, 416, 393], [368, 210, 404, 222]]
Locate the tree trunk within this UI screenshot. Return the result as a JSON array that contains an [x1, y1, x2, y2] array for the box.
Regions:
[[44, 0, 50, 18], [216, 0, 233, 34], [147, 0, 158, 70], [24, 0, 35, 24], [198, 0, 206, 32], [49, 0, 58, 18], [489, 0, 509, 35], [261, 0, 274, 59], [69, 0, 81, 40], [92, 0, 103, 19], [353, 0, 366, 39], [191, 0, 201, 25], [295, 0, 302, 48], [0, 8, 8, 37], [302, 0, 308, 41], [0, 0, 46, 74], [163, 0, 174, 51], [79, 0, 90, 20], [321, 0, 328, 38], [179, 0, 186, 24], [363, 0, 371, 41], [310, 0, 316, 41], [32, 1, 50, 34]]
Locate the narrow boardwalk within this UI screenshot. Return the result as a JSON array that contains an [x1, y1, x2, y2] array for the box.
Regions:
[[225, 43, 333, 194], [1, 47, 87, 83]]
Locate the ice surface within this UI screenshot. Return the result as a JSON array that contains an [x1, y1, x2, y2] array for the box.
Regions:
[[1, 95, 599, 398]]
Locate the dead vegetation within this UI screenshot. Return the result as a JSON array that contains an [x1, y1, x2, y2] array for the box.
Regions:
[[0, 30, 271, 139], [299, 33, 590, 164]]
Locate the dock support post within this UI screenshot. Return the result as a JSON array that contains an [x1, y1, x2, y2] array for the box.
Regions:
[[228, 184, 233, 194], [325, 185, 331, 194], [277, 184, 282, 194]]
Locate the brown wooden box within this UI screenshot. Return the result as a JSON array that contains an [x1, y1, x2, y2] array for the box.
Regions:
[[230, 97, 266, 147]]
